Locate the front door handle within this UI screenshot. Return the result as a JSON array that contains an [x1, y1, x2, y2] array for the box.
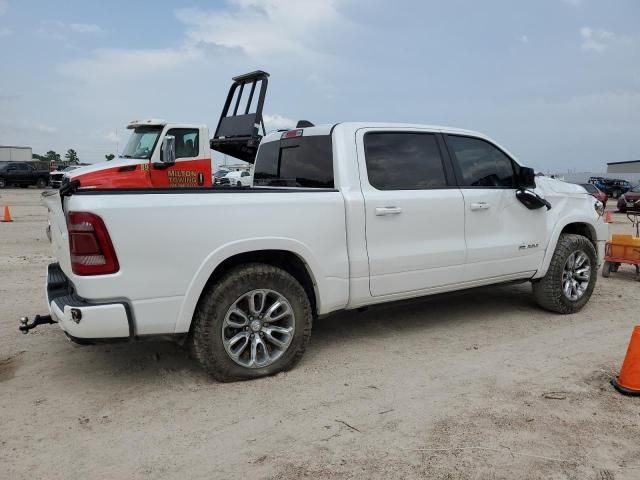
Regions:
[[375, 206, 403, 216], [470, 202, 491, 211]]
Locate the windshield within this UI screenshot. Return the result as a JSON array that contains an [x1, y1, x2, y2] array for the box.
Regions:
[[630, 185, 640, 193], [63, 166, 79, 172], [121, 126, 162, 159], [214, 170, 229, 177]]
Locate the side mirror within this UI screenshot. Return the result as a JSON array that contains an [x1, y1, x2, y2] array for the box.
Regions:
[[517, 166, 536, 189], [516, 189, 552, 210], [159, 135, 176, 167]]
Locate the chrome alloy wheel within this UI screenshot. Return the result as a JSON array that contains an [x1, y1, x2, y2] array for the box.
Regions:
[[222, 289, 295, 368], [562, 250, 591, 301]]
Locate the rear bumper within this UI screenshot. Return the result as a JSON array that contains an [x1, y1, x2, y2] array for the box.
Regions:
[[46, 263, 132, 340]]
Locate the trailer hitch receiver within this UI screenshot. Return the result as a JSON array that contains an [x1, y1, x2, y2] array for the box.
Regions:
[[19, 315, 57, 334]]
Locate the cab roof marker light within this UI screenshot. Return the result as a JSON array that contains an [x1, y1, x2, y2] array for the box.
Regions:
[[281, 129, 303, 140]]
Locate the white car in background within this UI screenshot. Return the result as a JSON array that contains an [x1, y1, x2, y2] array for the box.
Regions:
[[223, 170, 252, 187]]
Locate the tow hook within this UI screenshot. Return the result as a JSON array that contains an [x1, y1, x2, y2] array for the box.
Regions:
[[19, 315, 57, 334]]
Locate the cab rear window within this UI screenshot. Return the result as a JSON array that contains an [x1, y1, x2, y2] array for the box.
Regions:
[[254, 135, 334, 188]]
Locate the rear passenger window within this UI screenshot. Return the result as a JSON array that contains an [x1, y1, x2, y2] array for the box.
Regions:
[[254, 135, 334, 188], [447, 135, 515, 187], [364, 132, 447, 190]]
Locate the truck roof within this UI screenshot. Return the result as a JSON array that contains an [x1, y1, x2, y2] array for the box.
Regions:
[[261, 122, 488, 144], [127, 119, 206, 129]]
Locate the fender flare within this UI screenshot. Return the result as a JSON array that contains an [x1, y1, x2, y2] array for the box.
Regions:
[[173, 237, 324, 333], [533, 215, 599, 279]]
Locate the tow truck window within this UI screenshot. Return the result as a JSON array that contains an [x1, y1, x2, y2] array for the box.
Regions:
[[122, 127, 162, 159], [254, 135, 334, 188], [167, 128, 199, 159]]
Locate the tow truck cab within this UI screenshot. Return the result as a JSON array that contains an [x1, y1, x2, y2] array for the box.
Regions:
[[64, 70, 271, 191], [65, 120, 212, 189]]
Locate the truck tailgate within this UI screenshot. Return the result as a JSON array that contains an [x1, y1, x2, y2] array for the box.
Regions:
[[42, 191, 72, 275]]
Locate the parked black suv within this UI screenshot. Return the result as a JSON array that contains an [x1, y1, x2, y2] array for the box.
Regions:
[[0, 162, 50, 188]]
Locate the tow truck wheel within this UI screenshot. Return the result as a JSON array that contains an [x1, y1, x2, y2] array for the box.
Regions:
[[602, 261, 611, 278], [532, 233, 597, 314], [191, 263, 313, 382]]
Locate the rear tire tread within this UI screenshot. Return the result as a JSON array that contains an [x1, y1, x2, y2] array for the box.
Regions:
[[191, 263, 312, 382]]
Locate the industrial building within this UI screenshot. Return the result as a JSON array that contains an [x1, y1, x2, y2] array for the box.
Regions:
[[0, 145, 32, 162], [607, 160, 640, 175]]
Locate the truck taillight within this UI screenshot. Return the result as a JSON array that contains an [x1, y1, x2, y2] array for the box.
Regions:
[[67, 212, 119, 276]]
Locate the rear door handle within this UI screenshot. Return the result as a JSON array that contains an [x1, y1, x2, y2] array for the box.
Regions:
[[375, 206, 403, 216], [470, 202, 491, 211]]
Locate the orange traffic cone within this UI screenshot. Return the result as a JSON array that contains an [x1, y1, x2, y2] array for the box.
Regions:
[[1, 206, 12, 222], [604, 211, 612, 223], [612, 325, 640, 396]]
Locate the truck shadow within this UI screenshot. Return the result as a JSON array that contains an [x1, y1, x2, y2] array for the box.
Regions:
[[48, 282, 539, 384]]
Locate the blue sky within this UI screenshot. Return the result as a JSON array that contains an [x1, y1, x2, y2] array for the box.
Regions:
[[0, 0, 638, 171]]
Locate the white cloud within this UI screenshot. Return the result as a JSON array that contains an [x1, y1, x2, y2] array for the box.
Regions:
[[176, 0, 344, 57], [580, 27, 615, 53], [38, 20, 102, 40], [104, 131, 120, 143], [59, 47, 200, 82], [520, 35, 529, 44], [34, 124, 57, 134], [263, 114, 296, 131], [560, 0, 582, 6], [70, 23, 102, 34]]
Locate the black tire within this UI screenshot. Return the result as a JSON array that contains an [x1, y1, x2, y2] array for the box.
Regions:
[[236, 181, 242, 187], [613, 189, 620, 199], [191, 263, 313, 382], [619, 208, 626, 213], [602, 261, 611, 278], [612, 263, 621, 272], [36, 178, 47, 189], [0, 177, 5, 188], [532, 234, 598, 314]]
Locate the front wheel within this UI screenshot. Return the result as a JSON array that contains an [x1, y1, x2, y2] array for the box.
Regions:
[[191, 263, 313, 382], [0, 177, 5, 188], [36, 178, 47, 189], [532, 234, 597, 313]]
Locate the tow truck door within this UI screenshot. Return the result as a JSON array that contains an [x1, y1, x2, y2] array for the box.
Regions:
[[150, 127, 210, 188]]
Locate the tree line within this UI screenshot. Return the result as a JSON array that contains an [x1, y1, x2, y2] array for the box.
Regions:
[[32, 149, 117, 164]]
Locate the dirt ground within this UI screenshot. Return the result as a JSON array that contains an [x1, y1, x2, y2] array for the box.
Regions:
[[1, 188, 639, 480]]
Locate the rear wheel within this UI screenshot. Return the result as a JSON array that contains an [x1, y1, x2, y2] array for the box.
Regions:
[[237, 181, 242, 187], [602, 261, 611, 278], [0, 177, 5, 188], [191, 263, 313, 382], [532, 234, 597, 313], [36, 178, 47, 189], [613, 189, 621, 199]]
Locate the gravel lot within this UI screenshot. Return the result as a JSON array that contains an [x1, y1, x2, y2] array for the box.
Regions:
[[1, 188, 639, 479]]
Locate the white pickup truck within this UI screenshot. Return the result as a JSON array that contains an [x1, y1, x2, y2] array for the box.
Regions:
[[27, 73, 608, 380], [28, 119, 608, 382]]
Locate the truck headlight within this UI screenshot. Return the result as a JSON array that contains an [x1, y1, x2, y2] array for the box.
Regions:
[[594, 200, 604, 216]]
